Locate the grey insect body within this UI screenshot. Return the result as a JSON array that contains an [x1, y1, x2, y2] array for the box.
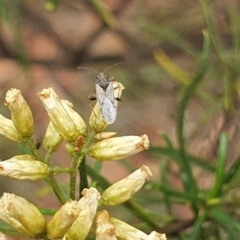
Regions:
[[95, 72, 117, 124], [96, 72, 117, 124]]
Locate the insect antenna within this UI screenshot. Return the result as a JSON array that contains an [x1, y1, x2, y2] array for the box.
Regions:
[[103, 62, 122, 73], [77, 66, 99, 75]]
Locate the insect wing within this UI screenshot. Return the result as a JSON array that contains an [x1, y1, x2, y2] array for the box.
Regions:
[[101, 97, 117, 124], [95, 83, 117, 124], [104, 81, 115, 106]]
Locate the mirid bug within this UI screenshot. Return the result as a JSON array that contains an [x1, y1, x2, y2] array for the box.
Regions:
[[79, 64, 123, 124]]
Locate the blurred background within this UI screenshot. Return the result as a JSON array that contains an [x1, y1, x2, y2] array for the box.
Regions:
[[1, 0, 240, 239]]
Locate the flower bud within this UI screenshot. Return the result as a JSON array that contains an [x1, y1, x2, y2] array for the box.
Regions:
[[101, 165, 152, 205], [0, 232, 7, 240], [0, 193, 46, 238], [43, 121, 63, 152], [0, 155, 49, 180], [146, 231, 167, 240], [4, 88, 34, 137], [93, 132, 117, 141], [0, 114, 23, 142], [112, 81, 124, 106], [89, 102, 108, 132], [46, 200, 81, 239], [110, 217, 147, 240], [37, 88, 86, 142], [64, 188, 101, 240], [96, 210, 117, 240], [88, 134, 149, 161]]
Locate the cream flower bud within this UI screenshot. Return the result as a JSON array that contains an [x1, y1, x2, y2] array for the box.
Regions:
[[0, 193, 46, 238], [89, 81, 124, 132], [93, 132, 117, 141], [96, 210, 117, 240], [37, 88, 86, 142], [110, 217, 147, 240], [112, 81, 124, 106], [4, 88, 34, 137], [146, 231, 167, 240], [0, 155, 49, 180], [64, 188, 101, 240], [88, 134, 149, 161], [46, 200, 81, 239], [0, 114, 23, 142], [101, 165, 152, 205], [0, 232, 7, 240], [89, 102, 108, 132], [43, 121, 63, 152]]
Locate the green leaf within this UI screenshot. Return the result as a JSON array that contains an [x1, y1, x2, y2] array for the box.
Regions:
[[208, 132, 227, 198]]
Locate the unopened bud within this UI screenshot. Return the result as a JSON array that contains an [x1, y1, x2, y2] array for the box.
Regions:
[[0, 193, 46, 238], [88, 134, 149, 161], [64, 188, 101, 240], [96, 210, 117, 240], [146, 231, 167, 240], [112, 81, 124, 106], [89, 102, 108, 132], [4, 88, 34, 137], [0, 232, 7, 240], [47, 200, 81, 239], [37, 88, 86, 142], [101, 165, 152, 205], [111, 217, 147, 239], [93, 132, 117, 141], [0, 114, 23, 142], [0, 155, 49, 180], [43, 121, 63, 152]]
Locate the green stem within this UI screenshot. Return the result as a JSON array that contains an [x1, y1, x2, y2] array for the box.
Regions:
[[26, 137, 41, 160], [47, 174, 66, 204], [44, 151, 51, 164], [177, 31, 210, 200], [78, 156, 88, 199], [69, 153, 83, 200]]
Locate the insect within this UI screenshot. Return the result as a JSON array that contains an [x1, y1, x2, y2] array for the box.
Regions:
[[89, 72, 122, 124], [78, 64, 123, 124]]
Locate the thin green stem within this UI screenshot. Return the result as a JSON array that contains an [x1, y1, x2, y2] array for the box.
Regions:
[[69, 130, 96, 200], [44, 151, 51, 164], [177, 30, 210, 200], [78, 156, 88, 199], [70, 153, 83, 200], [26, 137, 41, 160], [47, 174, 66, 204]]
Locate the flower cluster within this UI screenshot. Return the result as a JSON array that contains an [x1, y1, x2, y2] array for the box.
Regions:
[[0, 87, 167, 239]]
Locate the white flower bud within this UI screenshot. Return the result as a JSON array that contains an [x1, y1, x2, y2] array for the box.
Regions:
[[37, 88, 86, 142], [43, 121, 63, 152], [47, 200, 81, 239], [0, 114, 23, 142], [93, 132, 117, 141], [96, 210, 117, 240], [0, 232, 7, 240], [64, 188, 101, 240], [111, 217, 147, 240], [0, 155, 49, 180], [4, 88, 34, 137], [145, 231, 167, 240], [101, 165, 152, 205], [0, 193, 46, 238], [89, 102, 108, 132], [88, 134, 149, 161]]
